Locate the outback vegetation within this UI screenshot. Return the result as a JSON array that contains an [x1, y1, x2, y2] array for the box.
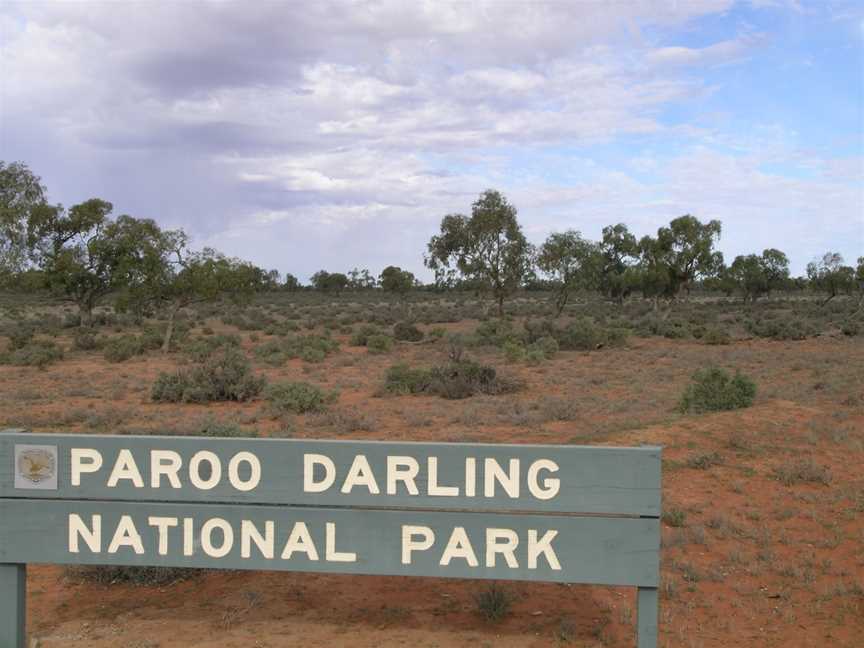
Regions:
[[2, 161, 863, 646]]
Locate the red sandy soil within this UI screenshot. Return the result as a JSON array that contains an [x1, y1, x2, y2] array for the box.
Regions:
[[5, 330, 863, 647]]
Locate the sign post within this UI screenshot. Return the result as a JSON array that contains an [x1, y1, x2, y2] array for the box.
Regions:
[[0, 430, 661, 648]]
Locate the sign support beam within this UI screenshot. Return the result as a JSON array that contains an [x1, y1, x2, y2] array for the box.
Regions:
[[0, 563, 26, 648]]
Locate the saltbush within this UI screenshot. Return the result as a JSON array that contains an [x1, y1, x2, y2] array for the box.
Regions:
[[679, 367, 756, 413], [151, 348, 265, 403], [0, 340, 64, 369], [103, 335, 144, 363], [366, 334, 394, 354], [265, 381, 332, 414], [393, 322, 424, 342]]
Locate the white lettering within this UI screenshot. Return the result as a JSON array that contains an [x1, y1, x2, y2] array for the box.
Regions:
[[148, 516, 178, 555], [228, 452, 261, 492], [189, 451, 221, 490], [484, 459, 519, 498], [527, 529, 561, 570], [341, 454, 380, 494], [527, 460, 560, 500], [201, 518, 233, 558], [440, 526, 478, 567], [325, 522, 356, 562], [241, 520, 274, 559], [107, 449, 144, 488], [70, 449, 102, 487], [485, 528, 518, 568], [427, 457, 459, 496], [401, 525, 435, 565], [68, 513, 101, 553], [304, 454, 336, 493], [386, 456, 419, 495], [108, 515, 144, 554], [150, 450, 182, 489], [281, 522, 319, 561]]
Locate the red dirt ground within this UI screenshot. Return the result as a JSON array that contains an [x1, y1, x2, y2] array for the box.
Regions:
[[4, 329, 863, 647]]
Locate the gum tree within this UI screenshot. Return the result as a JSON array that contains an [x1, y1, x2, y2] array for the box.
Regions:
[[537, 230, 602, 316], [425, 189, 532, 316]]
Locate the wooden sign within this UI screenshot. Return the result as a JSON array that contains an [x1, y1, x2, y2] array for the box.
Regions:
[[0, 430, 661, 648]]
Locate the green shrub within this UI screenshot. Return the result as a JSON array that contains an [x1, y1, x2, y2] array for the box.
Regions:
[[185, 334, 242, 361], [474, 583, 513, 622], [350, 324, 383, 346], [679, 367, 756, 413], [151, 349, 266, 403], [8, 326, 35, 350], [474, 319, 518, 346], [702, 328, 731, 345], [384, 360, 521, 400], [103, 335, 144, 362], [0, 341, 64, 369], [197, 417, 257, 438], [383, 362, 432, 394], [502, 340, 526, 363], [72, 329, 101, 351], [428, 327, 447, 340], [366, 334, 394, 354], [527, 336, 558, 359], [393, 322, 424, 342], [65, 565, 195, 587], [265, 381, 333, 414], [254, 334, 338, 365]]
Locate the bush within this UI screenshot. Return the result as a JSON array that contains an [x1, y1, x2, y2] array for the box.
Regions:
[[103, 335, 144, 363], [383, 362, 432, 395], [197, 417, 257, 438], [0, 340, 64, 369], [65, 565, 195, 587], [502, 340, 526, 363], [474, 583, 513, 622], [265, 381, 333, 414], [679, 367, 756, 413], [254, 334, 338, 365], [151, 349, 266, 403], [702, 328, 731, 345], [185, 334, 242, 361], [384, 360, 521, 399], [393, 322, 424, 342], [72, 329, 101, 351], [366, 334, 394, 354], [8, 326, 35, 350], [350, 324, 384, 346]]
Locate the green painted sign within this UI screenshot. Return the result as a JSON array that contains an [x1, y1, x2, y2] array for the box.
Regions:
[[0, 430, 661, 648]]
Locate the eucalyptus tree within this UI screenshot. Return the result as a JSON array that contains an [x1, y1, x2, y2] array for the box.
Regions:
[[537, 230, 602, 316], [807, 252, 855, 306], [425, 189, 532, 316]]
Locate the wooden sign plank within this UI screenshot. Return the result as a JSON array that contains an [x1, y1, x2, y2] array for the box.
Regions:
[[0, 433, 661, 516], [0, 499, 660, 587]]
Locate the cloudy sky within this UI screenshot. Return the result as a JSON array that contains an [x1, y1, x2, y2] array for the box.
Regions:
[[1, 1, 862, 281]]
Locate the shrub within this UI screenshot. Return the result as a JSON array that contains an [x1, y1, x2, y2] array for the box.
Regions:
[[679, 367, 756, 413], [185, 334, 242, 361], [502, 340, 526, 363], [265, 381, 333, 414], [772, 459, 832, 486], [663, 508, 687, 527], [393, 322, 424, 342], [0, 341, 64, 369], [151, 349, 266, 403], [103, 335, 144, 363], [72, 329, 101, 351], [350, 324, 383, 346], [8, 326, 35, 350], [383, 363, 432, 395], [366, 334, 394, 354], [254, 334, 338, 365], [702, 328, 731, 345], [65, 565, 195, 587], [474, 319, 518, 347], [527, 335, 558, 359], [384, 360, 521, 400], [197, 417, 257, 438], [474, 583, 513, 622]]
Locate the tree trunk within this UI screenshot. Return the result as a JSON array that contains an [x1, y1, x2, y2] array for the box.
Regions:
[[79, 300, 93, 328], [497, 293, 504, 317], [162, 303, 179, 353]]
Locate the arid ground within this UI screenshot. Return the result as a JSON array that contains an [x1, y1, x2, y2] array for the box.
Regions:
[[2, 295, 862, 647]]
